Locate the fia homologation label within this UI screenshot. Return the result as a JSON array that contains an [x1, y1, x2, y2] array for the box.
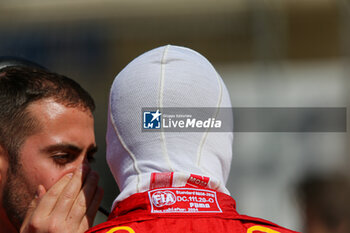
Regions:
[[148, 188, 222, 214]]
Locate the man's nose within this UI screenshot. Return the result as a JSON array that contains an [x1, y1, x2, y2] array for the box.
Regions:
[[81, 164, 91, 183]]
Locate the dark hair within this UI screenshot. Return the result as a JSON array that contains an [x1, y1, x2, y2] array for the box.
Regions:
[[0, 66, 95, 170]]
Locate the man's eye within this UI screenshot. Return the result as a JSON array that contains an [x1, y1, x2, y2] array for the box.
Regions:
[[52, 154, 74, 166]]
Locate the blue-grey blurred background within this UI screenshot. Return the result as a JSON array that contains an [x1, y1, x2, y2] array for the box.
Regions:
[[1, 1, 350, 232]]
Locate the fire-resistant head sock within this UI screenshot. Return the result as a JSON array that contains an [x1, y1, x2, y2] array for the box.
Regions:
[[107, 45, 233, 206]]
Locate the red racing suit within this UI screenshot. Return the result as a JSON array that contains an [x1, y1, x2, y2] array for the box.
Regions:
[[86, 187, 300, 233]]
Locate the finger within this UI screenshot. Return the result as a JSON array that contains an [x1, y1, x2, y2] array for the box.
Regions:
[[79, 187, 104, 231], [50, 164, 90, 218], [30, 174, 72, 217], [67, 170, 99, 222]]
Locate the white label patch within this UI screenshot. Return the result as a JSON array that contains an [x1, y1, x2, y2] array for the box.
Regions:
[[148, 188, 222, 214]]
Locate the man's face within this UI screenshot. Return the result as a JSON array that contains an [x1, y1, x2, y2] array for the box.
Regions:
[[2, 98, 96, 226]]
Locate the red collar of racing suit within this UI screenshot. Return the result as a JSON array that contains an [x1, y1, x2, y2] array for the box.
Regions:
[[108, 187, 238, 221], [87, 187, 299, 233], [106, 187, 286, 229]]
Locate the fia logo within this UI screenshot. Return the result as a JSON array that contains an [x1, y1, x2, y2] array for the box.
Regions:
[[151, 191, 176, 207], [143, 109, 161, 129]]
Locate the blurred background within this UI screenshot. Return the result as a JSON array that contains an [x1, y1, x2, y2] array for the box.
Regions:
[[1, 0, 350, 232]]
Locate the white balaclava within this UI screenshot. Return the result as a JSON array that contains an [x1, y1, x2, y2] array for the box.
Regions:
[[107, 45, 233, 207]]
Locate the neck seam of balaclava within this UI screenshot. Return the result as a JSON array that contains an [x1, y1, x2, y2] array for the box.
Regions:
[[159, 45, 175, 172], [109, 98, 142, 193], [196, 70, 224, 173]]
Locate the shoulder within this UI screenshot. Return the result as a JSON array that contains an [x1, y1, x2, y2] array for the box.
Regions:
[[85, 220, 121, 233], [238, 215, 300, 233]]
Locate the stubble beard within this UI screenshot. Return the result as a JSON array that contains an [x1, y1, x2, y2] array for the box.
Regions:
[[2, 164, 35, 230]]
